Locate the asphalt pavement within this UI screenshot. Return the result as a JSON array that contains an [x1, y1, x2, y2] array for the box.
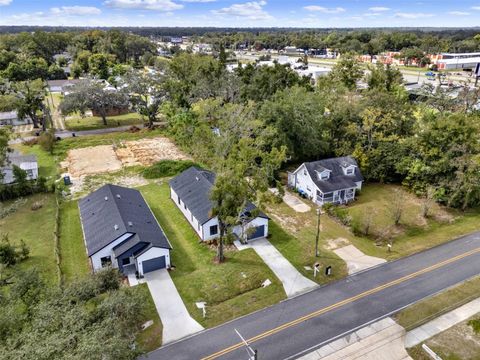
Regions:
[[143, 231, 480, 360]]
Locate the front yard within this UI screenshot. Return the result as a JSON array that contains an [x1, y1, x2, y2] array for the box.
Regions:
[[140, 182, 287, 328], [65, 112, 144, 131]]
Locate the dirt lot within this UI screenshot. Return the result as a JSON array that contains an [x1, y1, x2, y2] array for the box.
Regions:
[[60, 137, 189, 196], [61, 137, 189, 177]]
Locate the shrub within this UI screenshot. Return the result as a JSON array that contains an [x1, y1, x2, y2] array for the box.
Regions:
[[38, 129, 55, 154], [468, 318, 480, 334], [142, 159, 199, 179], [324, 203, 352, 226]]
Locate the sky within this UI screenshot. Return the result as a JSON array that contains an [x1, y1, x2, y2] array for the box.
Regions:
[[0, 0, 480, 28]]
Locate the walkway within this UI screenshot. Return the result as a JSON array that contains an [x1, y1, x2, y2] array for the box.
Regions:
[[299, 317, 411, 360], [144, 269, 204, 344], [248, 238, 317, 297], [405, 297, 480, 348], [269, 188, 311, 212], [333, 245, 386, 275]]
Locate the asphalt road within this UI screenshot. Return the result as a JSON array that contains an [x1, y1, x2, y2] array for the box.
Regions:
[[143, 231, 480, 360]]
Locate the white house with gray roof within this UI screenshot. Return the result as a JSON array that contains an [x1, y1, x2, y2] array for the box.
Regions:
[[288, 156, 364, 206], [79, 184, 172, 277], [1, 152, 38, 185], [169, 167, 269, 243]]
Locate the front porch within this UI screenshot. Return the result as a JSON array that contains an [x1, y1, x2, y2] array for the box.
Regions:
[[315, 188, 356, 206]]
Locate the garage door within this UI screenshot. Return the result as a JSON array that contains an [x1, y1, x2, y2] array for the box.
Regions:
[[247, 225, 265, 240], [142, 256, 166, 274]]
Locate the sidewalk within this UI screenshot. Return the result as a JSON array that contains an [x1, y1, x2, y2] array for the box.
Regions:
[[405, 297, 480, 348]]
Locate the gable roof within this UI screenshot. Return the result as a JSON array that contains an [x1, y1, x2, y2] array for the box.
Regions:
[[302, 156, 364, 193], [78, 184, 171, 256], [169, 166, 267, 225]]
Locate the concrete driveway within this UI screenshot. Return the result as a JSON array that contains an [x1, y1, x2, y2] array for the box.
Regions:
[[333, 245, 386, 274], [249, 238, 317, 297], [269, 188, 311, 213], [144, 269, 204, 344]]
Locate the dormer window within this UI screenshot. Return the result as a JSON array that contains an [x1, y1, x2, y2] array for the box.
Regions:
[[346, 168, 354, 175], [343, 165, 355, 176], [317, 170, 330, 181]]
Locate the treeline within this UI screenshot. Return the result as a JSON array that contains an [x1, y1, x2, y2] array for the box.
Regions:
[[160, 53, 480, 209], [0, 30, 156, 81]]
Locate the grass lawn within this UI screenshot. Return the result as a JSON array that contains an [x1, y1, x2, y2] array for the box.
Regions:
[[407, 314, 480, 360], [345, 184, 480, 260], [65, 112, 144, 132], [140, 182, 287, 328], [134, 283, 163, 352], [395, 275, 480, 331], [13, 144, 58, 184], [0, 194, 58, 285], [58, 200, 90, 283], [265, 201, 348, 284]]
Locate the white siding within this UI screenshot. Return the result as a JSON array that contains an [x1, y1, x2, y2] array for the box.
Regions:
[[202, 217, 220, 242], [355, 181, 363, 190], [232, 217, 269, 241], [90, 233, 133, 271], [137, 247, 171, 276], [170, 187, 202, 238], [291, 164, 317, 200], [20, 161, 38, 180]]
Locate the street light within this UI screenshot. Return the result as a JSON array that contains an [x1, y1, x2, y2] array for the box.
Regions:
[[315, 208, 321, 257]]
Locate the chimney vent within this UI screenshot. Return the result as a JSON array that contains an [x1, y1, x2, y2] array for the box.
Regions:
[[128, 221, 133, 227], [114, 224, 119, 230], [116, 194, 121, 199], [104, 196, 108, 201]]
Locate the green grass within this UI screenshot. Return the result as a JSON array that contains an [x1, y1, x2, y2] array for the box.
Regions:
[[53, 128, 165, 160], [346, 184, 480, 260], [65, 112, 144, 131], [13, 144, 58, 183], [395, 275, 480, 330], [142, 160, 200, 179], [140, 182, 287, 328], [0, 194, 58, 285], [58, 200, 90, 283], [134, 283, 163, 352]]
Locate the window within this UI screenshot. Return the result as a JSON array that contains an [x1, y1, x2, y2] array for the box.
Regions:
[[26, 169, 34, 177], [306, 185, 311, 192], [177, 195, 181, 204], [100, 256, 112, 267], [320, 172, 329, 180], [210, 225, 218, 236], [184, 202, 187, 210], [303, 169, 307, 176], [122, 257, 130, 266], [346, 168, 354, 175]]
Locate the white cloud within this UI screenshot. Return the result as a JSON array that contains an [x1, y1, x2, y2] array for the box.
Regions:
[[368, 6, 389, 12], [104, 0, 183, 11], [395, 12, 434, 19], [303, 6, 346, 14], [447, 11, 470, 16], [212, 1, 272, 20], [181, 0, 216, 2], [51, 6, 102, 16], [364, 12, 381, 17], [471, 6, 480, 10], [0, 0, 12, 5]]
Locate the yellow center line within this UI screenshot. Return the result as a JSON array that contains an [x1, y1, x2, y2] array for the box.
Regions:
[[201, 246, 480, 360]]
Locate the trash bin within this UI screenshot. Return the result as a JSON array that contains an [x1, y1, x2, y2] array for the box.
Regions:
[[64, 176, 71, 186]]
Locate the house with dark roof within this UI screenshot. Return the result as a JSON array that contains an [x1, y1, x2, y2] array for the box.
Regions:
[[169, 167, 269, 242], [78, 184, 172, 276], [288, 156, 364, 206], [1, 152, 38, 185]]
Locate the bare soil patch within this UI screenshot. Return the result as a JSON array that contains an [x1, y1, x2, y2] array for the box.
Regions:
[[325, 237, 351, 251], [63, 145, 122, 177]]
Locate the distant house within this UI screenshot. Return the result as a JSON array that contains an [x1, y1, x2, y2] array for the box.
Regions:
[[0, 111, 32, 127], [288, 156, 364, 206], [169, 167, 269, 242], [47, 79, 82, 94], [78, 184, 172, 276], [1, 152, 38, 185]]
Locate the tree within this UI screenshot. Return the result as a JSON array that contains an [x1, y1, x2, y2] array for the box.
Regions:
[[11, 79, 46, 128], [366, 63, 403, 92], [0, 127, 9, 184], [329, 53, 363, 90], [38, 128, 55, 154], [389, 188, 405, 226], [13, 165, 27, 185], [60, 79, 129, 126], [122, 70, 166, 128], [88, 53, 112, 79], [0, 234, 17, 267]]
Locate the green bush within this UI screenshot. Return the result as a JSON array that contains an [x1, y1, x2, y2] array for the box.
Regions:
[[324, 203, 352, 226], [142, 160, 199, 179], [468, 318, 480, 334]]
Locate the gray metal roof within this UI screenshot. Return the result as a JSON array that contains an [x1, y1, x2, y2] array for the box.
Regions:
[[7, 152, 37, 166], [78, 184, 171, 256], [303, 156, 364, 193], [169, 167, 267, 225]]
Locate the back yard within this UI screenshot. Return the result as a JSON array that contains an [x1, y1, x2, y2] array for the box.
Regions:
[[0, 194, 58, 285], [65, 112, 144, 131], [140, 182, 287, 328]]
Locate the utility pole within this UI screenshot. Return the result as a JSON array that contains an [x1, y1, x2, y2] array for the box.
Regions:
[[315, 208, 321, 257], [234, 328, 257, 360]]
